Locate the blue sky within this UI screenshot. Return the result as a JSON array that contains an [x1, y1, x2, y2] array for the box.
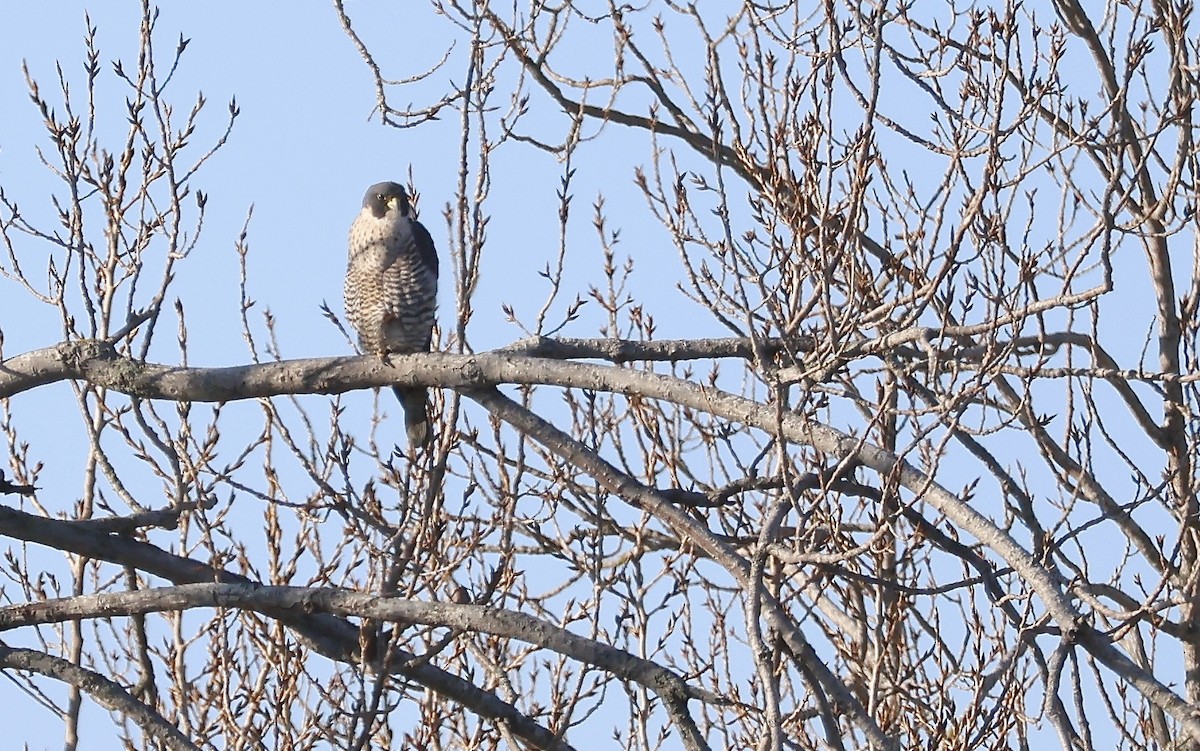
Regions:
[[0, 1, 680, 363], [2, 3, 409, 358], [0, 3, 461, 744], [0, 3, 704, 745], [0, 2, 1180, 748], [0, 0, 685, 482]]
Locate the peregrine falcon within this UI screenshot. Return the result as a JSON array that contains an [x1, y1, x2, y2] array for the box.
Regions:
[[345, 181, 439, 448]]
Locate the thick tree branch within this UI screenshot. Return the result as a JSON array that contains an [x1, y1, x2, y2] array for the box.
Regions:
[[0, 645, 199, 751], [0, 344, 1141, 625], [0, 582, 730, 713], [463, 386, 895, 751], [0, 505, 575, 751], [6, 333, 1187, 400]]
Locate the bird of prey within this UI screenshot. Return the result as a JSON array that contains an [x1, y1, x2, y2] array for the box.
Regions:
[[345, 181, 439, 448]]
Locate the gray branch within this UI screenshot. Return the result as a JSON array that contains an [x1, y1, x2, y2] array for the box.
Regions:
[[464, 386, 891, 750], [3, 340, 1197, 741], [0, 504, 575, 751], [0, 581, 729, 710], [0, 645, 199, 751]]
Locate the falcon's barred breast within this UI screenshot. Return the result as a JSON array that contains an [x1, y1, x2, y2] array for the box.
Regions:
[[344, 181, 439, 448]]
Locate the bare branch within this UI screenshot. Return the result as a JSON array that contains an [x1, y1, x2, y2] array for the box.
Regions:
[[0, 645, 199, 751]]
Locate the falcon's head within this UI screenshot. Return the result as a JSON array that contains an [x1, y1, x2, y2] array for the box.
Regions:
[[362, 181, 411, 219]]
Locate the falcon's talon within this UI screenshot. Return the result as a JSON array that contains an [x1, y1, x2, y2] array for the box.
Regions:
[[344, 181, 439, 449]]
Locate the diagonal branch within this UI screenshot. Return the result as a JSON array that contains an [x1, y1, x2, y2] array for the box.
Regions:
[[0, 645, 199, 751], [463, 386, 892, 750], [0, 582, 732, 717], [0, 504, 575, 751], [4, 341, 1198, 740]]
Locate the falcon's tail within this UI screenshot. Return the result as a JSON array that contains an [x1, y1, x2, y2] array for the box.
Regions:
[[393, 386, 432, 449]]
